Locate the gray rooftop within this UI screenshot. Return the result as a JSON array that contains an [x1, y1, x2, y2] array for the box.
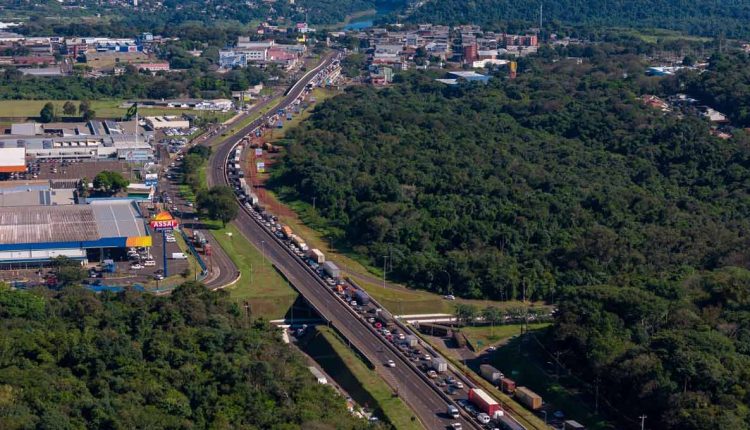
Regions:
[[90, 201, 146, 237], [0, 205, 99, 245], [0, 201, 146, 245]]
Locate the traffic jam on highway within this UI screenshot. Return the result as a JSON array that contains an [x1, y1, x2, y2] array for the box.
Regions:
[[221, 58, 525, 430]]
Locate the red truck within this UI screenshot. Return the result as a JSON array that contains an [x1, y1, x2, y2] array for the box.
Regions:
[[468, 388, 502, 418]]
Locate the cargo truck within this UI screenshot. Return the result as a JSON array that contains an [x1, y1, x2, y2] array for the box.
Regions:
[[281, 225, 293, 238], [403, 335, 418, 347], [322, 261, 340, 279], [480, 364, 503, 384], [308, 248, 325, 264], [291, 235, 309, 251], [515, 386, 542, 410], [432, 358, 448, 373], [500, 377, 516, 394], [354, 290, 370, 306], [468, 388, 503, 418], [171, 252, 187, 260]]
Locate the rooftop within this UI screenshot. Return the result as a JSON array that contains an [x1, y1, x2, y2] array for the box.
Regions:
[[0, 201, 146, 246]]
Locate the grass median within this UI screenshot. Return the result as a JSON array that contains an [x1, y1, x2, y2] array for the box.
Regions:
[[305, 326, 424, 430], [203, 219, 298, 319]]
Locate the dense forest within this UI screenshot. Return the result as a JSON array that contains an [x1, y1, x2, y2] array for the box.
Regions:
[[677, 52, 750, 127], [275, 50, 750, 303], [2, 0, 377, 28], [0, 282, 371, 429], [0, 61, 265, 100], [403, 0, 750, 38]]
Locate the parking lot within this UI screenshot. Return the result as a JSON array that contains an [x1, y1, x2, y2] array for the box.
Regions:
[[22, 159, 136, 181]]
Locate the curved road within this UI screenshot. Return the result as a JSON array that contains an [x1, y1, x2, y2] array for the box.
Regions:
[[204, 53, 479, 429]]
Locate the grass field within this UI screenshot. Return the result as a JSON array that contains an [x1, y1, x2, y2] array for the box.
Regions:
[[204, 220, 298, 319], [459, 323, 551, 351], [306, 326, 424, 430], [0, 100, 203, 119]]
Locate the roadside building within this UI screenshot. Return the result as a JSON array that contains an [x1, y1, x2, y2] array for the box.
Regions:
[[145, 116, 190, 130], [0, 147, 26, 173], [0, 200, 151, 267]]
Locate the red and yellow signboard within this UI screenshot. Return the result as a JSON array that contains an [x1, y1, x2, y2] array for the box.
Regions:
[[150, 211, 178, 231]]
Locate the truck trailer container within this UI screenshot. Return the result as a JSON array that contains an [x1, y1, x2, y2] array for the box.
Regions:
[[500, 377, 516, 394], [291, 235, 308, 251], [354, 290, 370, 306], [468, 388, 502, 418], [281, 225, 293, 238], [322, 261, 341, 279], [403, 335, 418, 347], [171, 252, 187, 260], [432, 358, 448, 373], [480, 364, 503, 384], [308, 248, 325, 264], [515, 386, 542, 410]]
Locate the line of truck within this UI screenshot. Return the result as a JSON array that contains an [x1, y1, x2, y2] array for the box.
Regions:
[[479, 364, 543, 412]]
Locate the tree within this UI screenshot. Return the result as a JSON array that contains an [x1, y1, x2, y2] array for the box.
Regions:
[[454, 303, 478, 327], [62, 101, 77, 116], [51, 256, 85, 286], [82, 109, 96, 121], [78, 100, 91, 115], [39, 102, 56, 123], [482, 306, 504, 336], [93, 171, 130, 195], [196, 186, 238, 227]]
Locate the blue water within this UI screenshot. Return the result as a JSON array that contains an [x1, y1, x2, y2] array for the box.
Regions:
[[343, 2, 398, 30]]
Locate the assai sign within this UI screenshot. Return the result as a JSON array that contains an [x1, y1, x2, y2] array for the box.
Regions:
[[150, 211, 178, 232]]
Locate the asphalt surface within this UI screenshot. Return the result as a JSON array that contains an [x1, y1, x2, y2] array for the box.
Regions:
[[202, 52, 482, 430]]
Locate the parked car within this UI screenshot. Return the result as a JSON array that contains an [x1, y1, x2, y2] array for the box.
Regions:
[[130, 264, 143, 270]]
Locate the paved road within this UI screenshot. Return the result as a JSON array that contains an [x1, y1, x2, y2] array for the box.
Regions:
[[203, 52, 479, 429]]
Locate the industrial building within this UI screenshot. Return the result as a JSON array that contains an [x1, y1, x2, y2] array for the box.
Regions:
[[0, 147, 26, 173], [0, 120, 153, 161], [0, 180, 75, 207], [146, 116, 190, 129], [0, 200, 151, 266]]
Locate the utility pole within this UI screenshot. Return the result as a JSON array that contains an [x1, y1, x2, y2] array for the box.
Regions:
[[639, 415, 647, 430], [539, 2, 543, 33], [382, 255, 388, 290]]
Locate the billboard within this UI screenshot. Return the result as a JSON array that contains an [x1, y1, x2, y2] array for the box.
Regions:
[[150, 211, 178, 231]]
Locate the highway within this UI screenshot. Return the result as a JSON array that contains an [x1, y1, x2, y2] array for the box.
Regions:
[[203, 52, 480, 429]]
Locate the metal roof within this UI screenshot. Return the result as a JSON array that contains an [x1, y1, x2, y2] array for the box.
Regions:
[[0, 201, 146, 246], [90, 201, 146, 238]]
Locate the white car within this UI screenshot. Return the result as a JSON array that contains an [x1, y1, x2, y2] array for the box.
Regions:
[[444, 294, 456, 300], [385, 360, 395, 368], [144, 260, 156, 267], [477, 413, 491, 424], [130, 264, 143, 270]]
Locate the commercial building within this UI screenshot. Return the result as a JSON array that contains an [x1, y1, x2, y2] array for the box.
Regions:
[[447, 71, 491, 84], [0, 180, 75, 207], [0, 147, 26, 173], [138, 62, 170, 72], [0, 200, 151, 266], [0, 120, 153, 161], [145, 116, 190, 129]]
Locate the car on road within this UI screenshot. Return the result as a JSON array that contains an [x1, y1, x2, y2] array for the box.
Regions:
[[477, 413, 491, 424], [154, 274, 164, 280], [444, 294, 456, 300], [385, 360, 395, 368], [447, 405, 460, 419], [144, 259, 156, 267], [450, 423, 462, 430], [130, 264, 143, 270]]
